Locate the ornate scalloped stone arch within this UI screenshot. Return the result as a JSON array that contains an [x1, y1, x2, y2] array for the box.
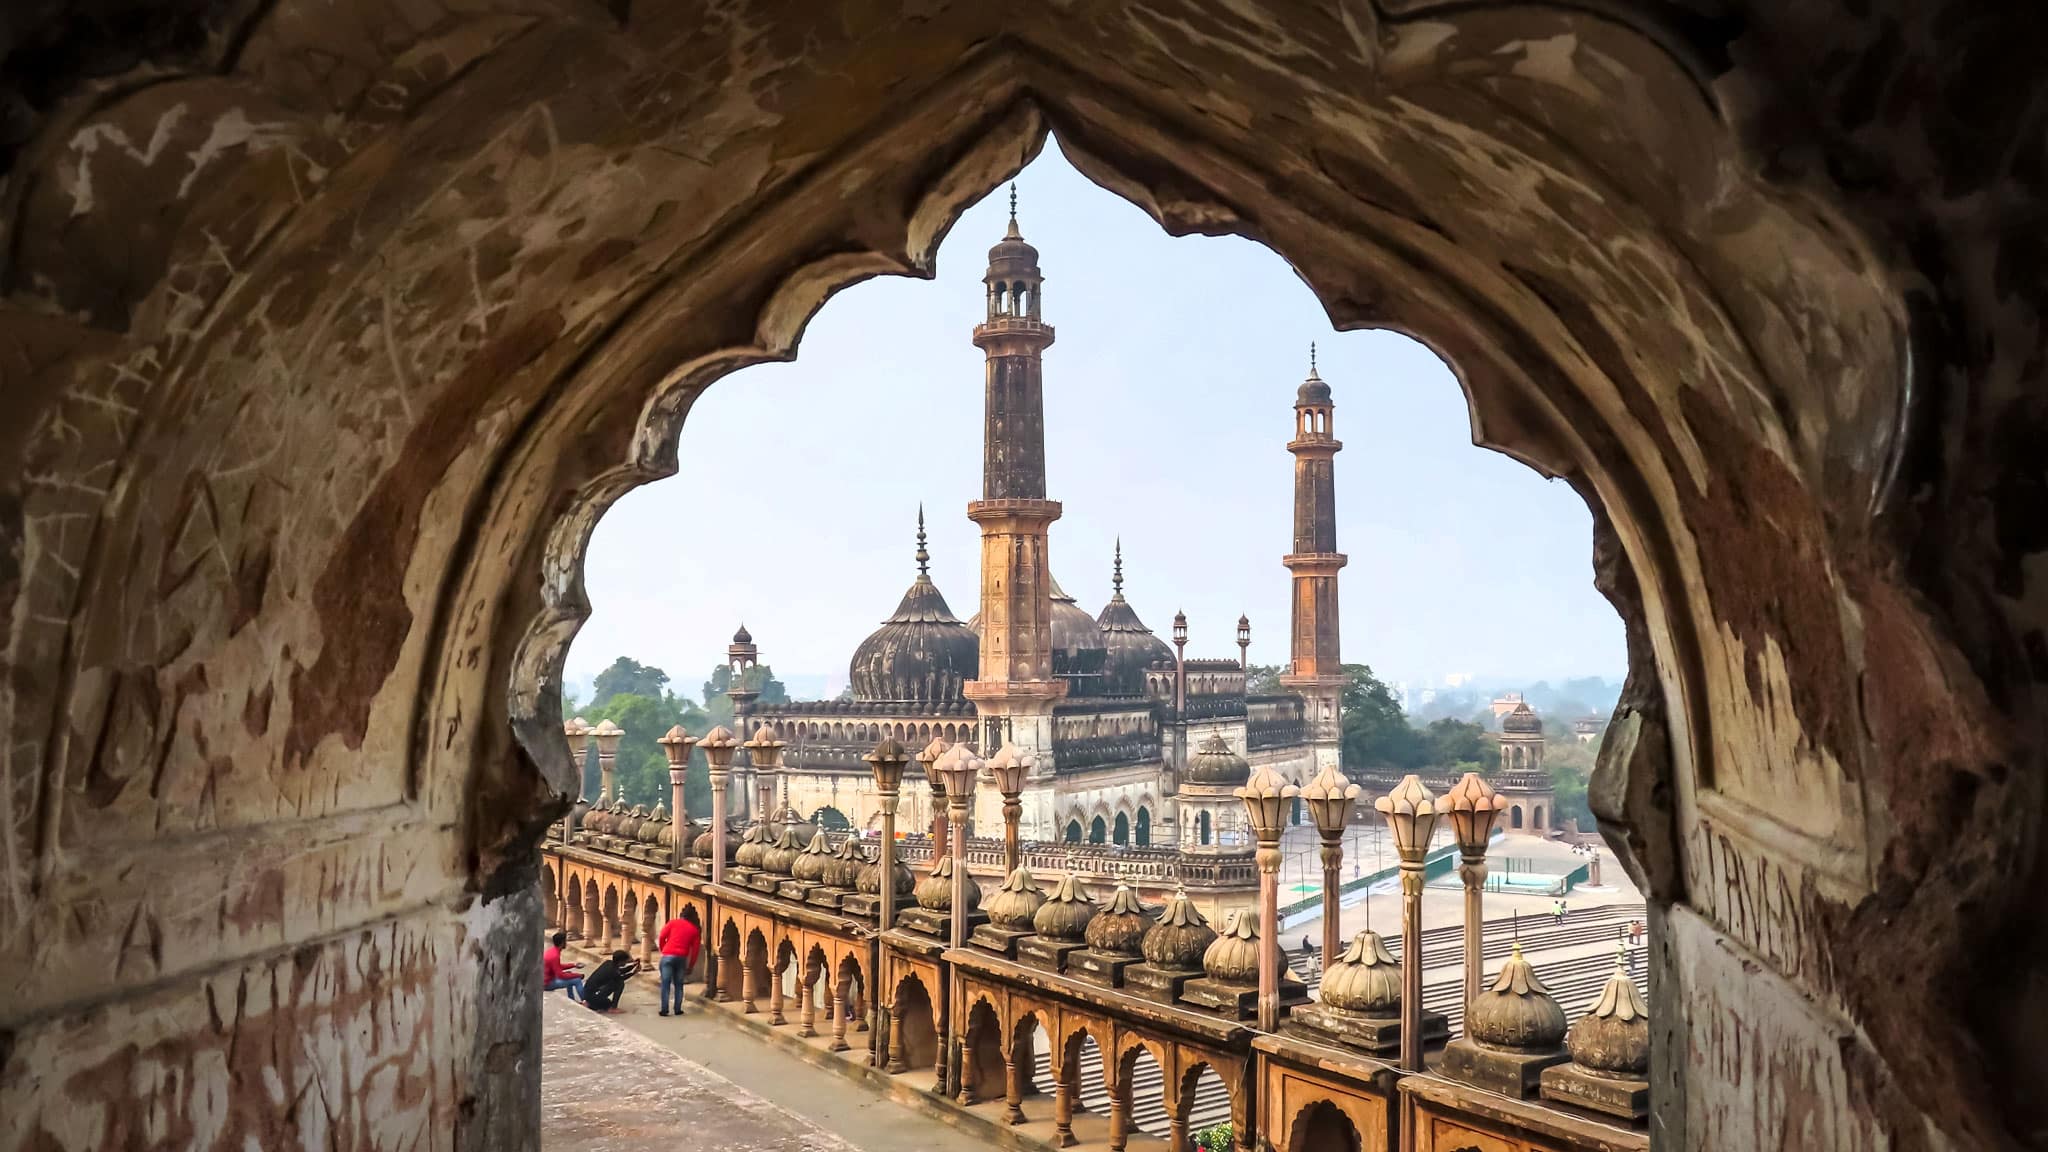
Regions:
[[0, 3, 2038, 1151]]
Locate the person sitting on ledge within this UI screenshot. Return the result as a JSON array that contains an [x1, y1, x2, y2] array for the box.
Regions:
[[542, 932, 584, 1002], [582, 950, 640, 1012]]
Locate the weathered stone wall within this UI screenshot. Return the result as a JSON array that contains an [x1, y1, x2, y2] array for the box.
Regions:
[[0, 3, 2040, 1150]]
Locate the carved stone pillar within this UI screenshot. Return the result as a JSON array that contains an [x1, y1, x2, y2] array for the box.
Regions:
[[741, 954, 758, 1014], [770, 959, 787, 1025], [1168, 1113, 1189, 1152], [1110, 1086, 1130, 1152], [799, 969, 818, 1038], [1004, 1053, 1026, 1124], [887, 1004, 908, 1071], [830, 979, 851, 1052], [1053, 1063, 1077, 1148]]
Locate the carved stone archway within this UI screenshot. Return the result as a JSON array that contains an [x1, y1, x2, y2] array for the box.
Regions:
[[1, 5, 2039, 1151]]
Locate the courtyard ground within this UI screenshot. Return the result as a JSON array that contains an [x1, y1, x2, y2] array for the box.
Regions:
[[541, 984, 990, 1152]]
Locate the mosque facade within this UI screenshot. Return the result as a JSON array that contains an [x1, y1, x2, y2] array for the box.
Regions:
[[740, 199, 1338, 858]]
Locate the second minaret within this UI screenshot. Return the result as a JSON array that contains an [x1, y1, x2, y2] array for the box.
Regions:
[[1281, 347, 1347, 772], [965, 189, 1067, 830]]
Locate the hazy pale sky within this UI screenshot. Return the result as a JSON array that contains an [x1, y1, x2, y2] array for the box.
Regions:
[[567, 144, 1622, 698]]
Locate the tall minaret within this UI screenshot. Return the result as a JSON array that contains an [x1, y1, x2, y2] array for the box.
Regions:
[[1280, 344, 1347, 773], [964, 185, 1066, 839]]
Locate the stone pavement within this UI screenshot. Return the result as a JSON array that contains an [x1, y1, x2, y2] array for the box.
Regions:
[[541, 981, 990, 1152]]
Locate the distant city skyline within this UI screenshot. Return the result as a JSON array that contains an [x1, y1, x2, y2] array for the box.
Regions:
[[566, 145, 1624, 701]]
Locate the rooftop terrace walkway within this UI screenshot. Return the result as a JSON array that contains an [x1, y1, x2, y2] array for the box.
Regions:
[[541, 986, 989, 1152]]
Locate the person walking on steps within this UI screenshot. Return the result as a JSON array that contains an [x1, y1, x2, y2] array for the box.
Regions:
[[657, 906, 702, 1017]]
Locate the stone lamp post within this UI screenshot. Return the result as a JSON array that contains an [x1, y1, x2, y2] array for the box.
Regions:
[[1444, 771, 1507, 1017], [744, 724, 786, 824], [562, 716, 590, 845], [659, 725, 697, 869], [1375, 774, 1441, 1071], [699, 726, 739, 885], [592, 719, 624, 806], [1300, 761, 1361, 971], [1235, 761, 1299, 1032], [1172, 611, 1189, 714], [930, 744, 984, 952], [917, 736, 951, 860], [930, 743, 984, 1105], [986, 744, 1031, 874], [863, 739, 909, 931]]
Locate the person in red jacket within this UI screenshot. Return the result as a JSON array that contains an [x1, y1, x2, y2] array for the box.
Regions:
[[543, 932, 584, 1002], [656, 906, 702, 1017]]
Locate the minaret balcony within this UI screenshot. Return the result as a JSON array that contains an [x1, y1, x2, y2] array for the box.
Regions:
[[972, 317, 1056, 349], [1281, 551, 1348, 572], [1286, 435, 1343, 453]]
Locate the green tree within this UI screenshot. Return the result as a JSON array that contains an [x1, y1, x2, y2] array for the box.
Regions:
[[701, 663, 791, 728], [1542, 735, 1598, 830], [1244, 663, 1285, 695], [1339, 664, 1429, 771], [591, 656, 671, 709], [578, 690, 715, 814], [1423, 717, 1490, 772]]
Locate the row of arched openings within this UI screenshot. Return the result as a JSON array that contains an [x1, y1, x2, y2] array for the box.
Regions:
[[787, 720, 974, 747], [1060, 806, 1152, 847], [543, 865, 661, 961]]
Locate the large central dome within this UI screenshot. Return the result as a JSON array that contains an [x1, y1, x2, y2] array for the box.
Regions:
[[1049, 575, 1108, 695], [849, 514, 980, 705], [1096, 542, 1172, 696]]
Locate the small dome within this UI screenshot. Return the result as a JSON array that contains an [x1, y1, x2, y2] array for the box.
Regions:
[[1319, 931, 1401, 1016], [1202, 909, 1260, 984], [692, 821, 734, 861], [1084, 884, 1154, 956], [732, 623, 753, 645], [986, 197, 1041, 272], [850, 516, 980, 705], [1566, 952, 1650, 1076], [1096, 544, 1174, 696], [1049, 577, 1107, 694], [914, 855, 982, 912], [615, 805, 646, 841], [759, 825, 806, 876], [1297, 376, 1332, 406], [1501, 701, 1543, 734], [1467, 943, 1568, 1051], [638, 802, 667, 845], [568, 797, 590, 833], [583, 800, 611, 836], [856, 850, 915, 897], [1141, 887, 1217, 969], [1032, 872, 1097, 941], [733, 821, 771, 869], [824, 838, 865, 889], [985, 867, 1047, 930], [792, 830, 834, 883], [1183, 734, 1250, 785]]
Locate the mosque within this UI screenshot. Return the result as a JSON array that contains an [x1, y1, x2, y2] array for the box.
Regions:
[[731, 193, 1347, 858]]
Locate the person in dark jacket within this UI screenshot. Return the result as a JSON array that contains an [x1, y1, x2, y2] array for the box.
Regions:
[[582, 950, 640, 1012]]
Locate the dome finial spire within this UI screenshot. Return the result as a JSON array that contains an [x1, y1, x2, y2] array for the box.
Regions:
[[1005, 181, 1021, 239], [1112, 537, 1125, 598], [915, 504, 929, 577], [1309, 340, 1319, 378]]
